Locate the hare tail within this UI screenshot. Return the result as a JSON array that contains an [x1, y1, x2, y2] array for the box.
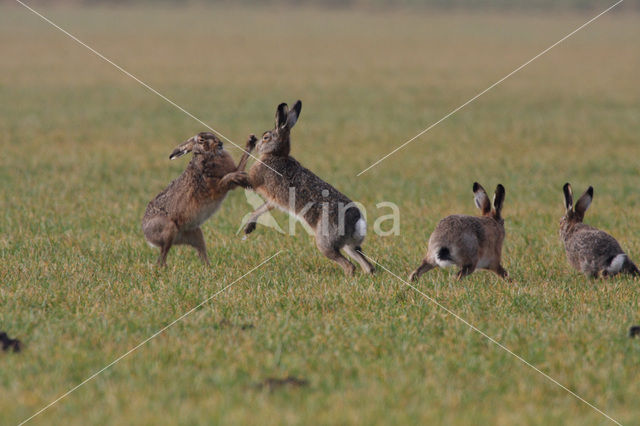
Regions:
[[435, 247, 455, 268]]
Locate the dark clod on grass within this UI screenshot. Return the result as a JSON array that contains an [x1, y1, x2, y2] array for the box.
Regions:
[[629, 326, 640, 338], [214, 319, 254, 330], [0, 332, 22, 353], [258, 376, 309, 391]]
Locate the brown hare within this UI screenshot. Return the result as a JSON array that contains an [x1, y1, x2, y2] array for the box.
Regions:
[[142, 132, 256, 267], [560, 183, 639, 278], [409, 182, 509, 281], [243, 100, 374, 276]]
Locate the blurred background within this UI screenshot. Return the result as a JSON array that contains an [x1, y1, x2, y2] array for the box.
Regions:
[[6, 0, 640, 10]]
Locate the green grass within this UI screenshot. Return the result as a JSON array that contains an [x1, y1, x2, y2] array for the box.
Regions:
[[1, 4, 640, 425]]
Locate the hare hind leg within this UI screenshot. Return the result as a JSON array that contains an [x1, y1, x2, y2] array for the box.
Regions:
[[143, 215, 178, 267], [328, 250, 356, 276], [175, 227, 210, 266], [409, 258, 435, 282], [456, 264, 476, 280], [343, 245, 375, 274], [157, 244, 173, 267], [487, 262, 510, 281], [316, 240, 355, 276]]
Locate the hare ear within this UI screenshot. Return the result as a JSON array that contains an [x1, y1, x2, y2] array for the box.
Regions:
[[563, 183, 573, 211], [169, 135, 197, 160], [493, 184, 505, 216], [287, 100, 302, 129], [473, 182, 491, 215], [574, 186, 593, 218], [276, 103, 289, 129]]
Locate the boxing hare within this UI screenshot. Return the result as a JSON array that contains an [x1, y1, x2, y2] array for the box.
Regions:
[[409, 183, 509, 281], [560, 183, 639, 278], [142, 132, 256, 267], [243, 100, 374, 276]]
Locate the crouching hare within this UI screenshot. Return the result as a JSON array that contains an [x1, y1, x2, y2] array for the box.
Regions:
[[560, 183, 639, 278], [409, 183, 509, 281], [142, 132, 256, 267], [243, 100, 375, 276]]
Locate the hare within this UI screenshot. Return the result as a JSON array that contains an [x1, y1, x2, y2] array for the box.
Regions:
[[409, 183, 509, 281], [243, 100, 374, 276], [142, 132, 256, 267], [560, 183, 639, 278]]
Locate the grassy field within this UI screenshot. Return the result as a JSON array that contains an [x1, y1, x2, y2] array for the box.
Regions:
[[1, 4, 640, 425]]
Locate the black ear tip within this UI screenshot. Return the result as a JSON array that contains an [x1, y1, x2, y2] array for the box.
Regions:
[[497, 184, 505, 192], [169, 148, 183, 160], [472, 182, 480, 192], [587, 186, 594, 196], [563, 182, 571, 190]]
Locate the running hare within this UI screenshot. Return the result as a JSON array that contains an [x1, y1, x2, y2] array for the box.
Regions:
[[243, 100, 374, 276], [560, 183, 639, 278], [142, 132, 256, 267], [409, 183, 509, 281]]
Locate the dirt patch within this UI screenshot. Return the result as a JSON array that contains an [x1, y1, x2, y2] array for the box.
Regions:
[[258, 376, 309, 391], [214, 319, 254, 331]]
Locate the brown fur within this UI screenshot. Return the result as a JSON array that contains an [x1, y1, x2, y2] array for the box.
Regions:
[[409, 183, 509, 282], [244, 101, 374, 276], [142, 132, 256, 267], [560, 183, 639, 278]]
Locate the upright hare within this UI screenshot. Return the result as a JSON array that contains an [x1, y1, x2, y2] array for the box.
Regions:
[[243, 100, 374, 276], [142, 132, 255, 266], [560, 183, 638, 278], [409, 183, 509, 281]]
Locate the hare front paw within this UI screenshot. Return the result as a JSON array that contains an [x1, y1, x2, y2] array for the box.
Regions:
[[246, 134, 258, 151], [245, 221, 257, 234], [229, 171, 250, 188]]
